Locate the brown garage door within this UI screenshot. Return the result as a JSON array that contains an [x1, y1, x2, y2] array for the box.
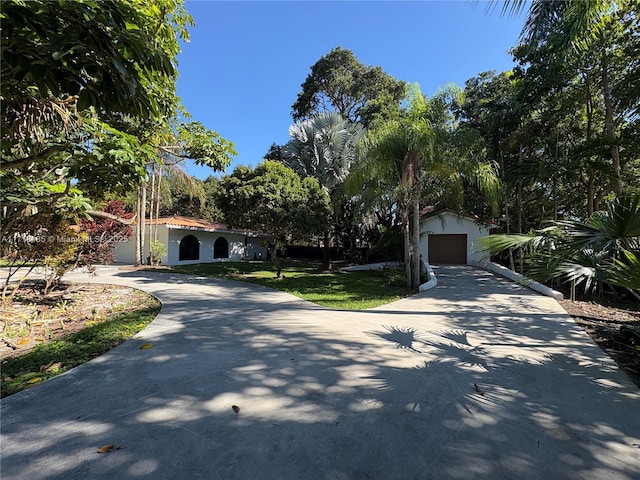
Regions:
[[428, 234, 467, 264]]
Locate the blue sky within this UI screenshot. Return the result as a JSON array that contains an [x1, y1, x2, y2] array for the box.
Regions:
[[176, 1, 527, 179]]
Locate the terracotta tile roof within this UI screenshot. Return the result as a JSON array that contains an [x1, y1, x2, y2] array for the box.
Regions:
[[147, 216, 227, 230], [146, 216, 269, 237]]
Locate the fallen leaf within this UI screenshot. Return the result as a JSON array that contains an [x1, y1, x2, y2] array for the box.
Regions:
[[139, 343, 154, 350], [16, 338, 29, 346], [41, 362, 63, 372], [97, 444, 121, 453], [232, 405, 240, 414], [27, 377, 43, 385]]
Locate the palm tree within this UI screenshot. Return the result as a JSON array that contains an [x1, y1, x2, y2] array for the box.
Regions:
[[496, 0, 626, 195], [353, 83, 500, 290], [478, 194, 640, 298], [282, 111, 364, 270], [354, 84, 434, 289]]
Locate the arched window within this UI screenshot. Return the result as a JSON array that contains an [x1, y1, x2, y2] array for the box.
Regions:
[[214, 237, 229, 259], [179, 235, 199, 261]]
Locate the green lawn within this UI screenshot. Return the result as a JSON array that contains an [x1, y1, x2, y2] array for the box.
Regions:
[[1, 260, 409, 398], [172, 260, 411, 310]]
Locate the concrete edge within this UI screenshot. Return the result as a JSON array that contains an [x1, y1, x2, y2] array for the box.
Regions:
[[338, 261, 402, 272], [418, 260, 437, 292], [472, 260, 564, 300]]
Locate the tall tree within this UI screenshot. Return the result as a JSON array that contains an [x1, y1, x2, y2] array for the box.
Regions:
[[282, 111, 364, 269], [1, 0, 235, 270], [215, 161, 331, 276], [354, 84, 434, 289], [353, 84, 500, 288], [291, 46, 406, 127], [497, 0, 632, 196]]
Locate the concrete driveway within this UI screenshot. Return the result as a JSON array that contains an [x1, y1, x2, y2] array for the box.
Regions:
[[1, 265, 639, 480]]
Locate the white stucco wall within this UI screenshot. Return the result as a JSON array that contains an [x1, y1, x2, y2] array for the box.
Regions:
[[113, 225, 267, 265], [112, 232, 137, 264], [112, 225, 170, 264], [420, 212, 492, 265], [166, 227, 267, 265]]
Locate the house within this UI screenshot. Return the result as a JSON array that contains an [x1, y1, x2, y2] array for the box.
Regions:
[[419, 208, 495, 265], [114, 216, 269, 266]]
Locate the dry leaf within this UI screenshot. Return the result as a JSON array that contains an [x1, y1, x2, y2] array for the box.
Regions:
[[27, 377, 43, 385], [97, 444, 121, 453], [16, 338, 29, 346], [40, 362, 63, 372], [139, 343, 154, 350]]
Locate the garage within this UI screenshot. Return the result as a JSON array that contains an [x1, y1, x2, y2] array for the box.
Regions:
[[420, 208, 495, 266], [428, 234, 468, 264]]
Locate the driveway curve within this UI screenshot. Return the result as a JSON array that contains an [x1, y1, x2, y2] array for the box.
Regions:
[[1, 265, 639, 480]]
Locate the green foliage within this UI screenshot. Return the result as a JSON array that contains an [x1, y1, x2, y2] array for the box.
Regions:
[[478, 195, 640, 295], [175, 122, 236, 169], [1, 0, 179, 119], [215, 161, 332, 266], [282, 111, 364, 192], [291, 46, 406, 127], [1, 0, 235, 277], [149, 239, 167, 265]]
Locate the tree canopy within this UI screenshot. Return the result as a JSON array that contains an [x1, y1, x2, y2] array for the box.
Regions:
[[0, 0, 235, 236], [214, 161, 331, 273], [291, 46, 406, 127]]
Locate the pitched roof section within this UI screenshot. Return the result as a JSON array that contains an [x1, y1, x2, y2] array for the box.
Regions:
[[147, 216, 269, 237], [420, 207, 498, 228]]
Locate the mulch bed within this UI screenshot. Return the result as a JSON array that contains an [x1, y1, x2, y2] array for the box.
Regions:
[[0, 281, 154, 360]]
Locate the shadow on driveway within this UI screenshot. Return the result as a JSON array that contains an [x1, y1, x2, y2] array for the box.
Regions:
[[1, 265, 638, 479]]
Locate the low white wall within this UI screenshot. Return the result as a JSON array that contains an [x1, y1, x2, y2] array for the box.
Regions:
[[418, 260, 437, 292], [473, 261, 564, 300], [339, 261, 402, 272]]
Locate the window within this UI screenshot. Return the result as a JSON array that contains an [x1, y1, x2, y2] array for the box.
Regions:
[[179, 235, 199, 261], [214, 237, 229, 259]]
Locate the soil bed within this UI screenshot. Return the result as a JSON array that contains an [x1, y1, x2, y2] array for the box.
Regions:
[[1, 281, 157, 359], [559, 297, 640, 388]]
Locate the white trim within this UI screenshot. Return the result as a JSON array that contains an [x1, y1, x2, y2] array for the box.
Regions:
[[339, 261, 402, 272], [473, 260, 564, 300], [419, 260, 437, 292]]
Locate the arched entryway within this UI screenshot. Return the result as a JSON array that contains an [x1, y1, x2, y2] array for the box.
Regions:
[[179, 234, 199, 261], [214, 237, 229, 259]]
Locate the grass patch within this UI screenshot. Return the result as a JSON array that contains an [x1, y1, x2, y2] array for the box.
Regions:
[[1, 296, 160, 398], [0, 258, 40, 267], [172, 260, 412, 310]]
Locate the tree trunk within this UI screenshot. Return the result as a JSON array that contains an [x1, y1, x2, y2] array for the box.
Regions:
[[322, 230, 332, 271], [154, 165, 163, 242], [601, 51, 622, 195], [411, 164, 421, 290], [269, 244, 282, 278], [139, 183, 147, 265], [148, 165, 156, 263], [402, 204, 411, 289], [400, 155, 413, 289], [135, 185, 142, 266]]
